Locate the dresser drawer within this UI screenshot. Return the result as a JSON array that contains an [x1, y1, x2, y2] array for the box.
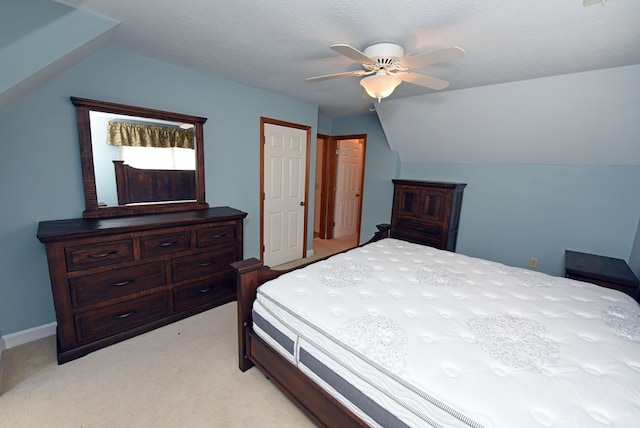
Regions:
[[172, 247, 237, 283], [392, 229, 442, 248], [394, 218, 441, 237], [196, 225, 237, 248], [65, 239, 134, 271], [68, 262, 166, 308], [140, 231, 191, 258], [74, 292, 169, 343], [173, 274, 235, 312]]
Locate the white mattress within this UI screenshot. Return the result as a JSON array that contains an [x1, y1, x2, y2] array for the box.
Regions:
[[253, 238, 640, 428]]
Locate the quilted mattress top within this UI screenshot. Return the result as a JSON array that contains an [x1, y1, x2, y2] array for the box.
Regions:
[[257, 238, 640, 428]]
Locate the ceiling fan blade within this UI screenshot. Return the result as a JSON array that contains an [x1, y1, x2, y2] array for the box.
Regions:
[[330, 44, 375, 64], [401, 47, 465, 69], [305, 70, 364, 82], [399, 72, 450, 90]]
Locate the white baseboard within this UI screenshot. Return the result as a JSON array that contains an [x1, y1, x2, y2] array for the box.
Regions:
[[0, 324, 55, 391], [2, 322, 57, 349], [0, 335, 6, 389]]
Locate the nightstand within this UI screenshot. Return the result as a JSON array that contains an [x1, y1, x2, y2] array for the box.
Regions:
[[565, 250, 640, 301]]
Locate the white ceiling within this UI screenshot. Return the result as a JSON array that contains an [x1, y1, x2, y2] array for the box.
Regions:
[[55, 0, 640, 117]]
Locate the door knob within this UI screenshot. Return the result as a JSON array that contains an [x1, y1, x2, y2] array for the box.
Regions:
[[300, 201, 305, 206]]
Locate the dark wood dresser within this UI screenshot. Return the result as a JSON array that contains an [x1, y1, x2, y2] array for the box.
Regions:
[[37, 207, 247, 363], [565, 250, 640, 301], [390, 180, 466, 251]]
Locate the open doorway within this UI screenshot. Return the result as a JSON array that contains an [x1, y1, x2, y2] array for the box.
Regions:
[[313, 134, 366, 258]]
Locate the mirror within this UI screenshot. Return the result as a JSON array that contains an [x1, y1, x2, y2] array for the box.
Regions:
[[71, 97, 209, 219]]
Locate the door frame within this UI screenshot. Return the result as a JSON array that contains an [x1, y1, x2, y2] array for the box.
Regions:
[[315, 134, 331, 240], [260, 117, 312, 264], [321, 134, 367, 242]]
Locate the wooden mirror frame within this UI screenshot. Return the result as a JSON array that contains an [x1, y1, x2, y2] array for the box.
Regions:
[[71, 97, 209, 219]]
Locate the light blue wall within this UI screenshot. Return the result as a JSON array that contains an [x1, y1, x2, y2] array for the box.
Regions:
[[90, 113, 119, 206], [0, 47, 321, 335], [317, 116, 332, 135], [392, 65, 640, 278], [629, 220, 640, 279], [400, 163, 640, 276]]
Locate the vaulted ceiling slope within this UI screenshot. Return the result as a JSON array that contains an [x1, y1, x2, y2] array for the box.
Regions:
[[0, 0, 118, 112], [3, 0, 640, 118], [376, 64, 640, 165]]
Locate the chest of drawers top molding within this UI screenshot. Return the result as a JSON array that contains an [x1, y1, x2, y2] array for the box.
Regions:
[[37, 207, 247, 364]]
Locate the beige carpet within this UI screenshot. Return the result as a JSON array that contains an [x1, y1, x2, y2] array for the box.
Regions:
[[0, 302, 315, 428], [274, 235, 359, 270]]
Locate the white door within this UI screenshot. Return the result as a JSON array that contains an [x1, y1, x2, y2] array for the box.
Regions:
[[263, 123, 308, 266], [333, 139, 364, 238]]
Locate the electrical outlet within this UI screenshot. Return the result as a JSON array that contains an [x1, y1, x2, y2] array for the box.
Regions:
[[529, 257, 538, 269]]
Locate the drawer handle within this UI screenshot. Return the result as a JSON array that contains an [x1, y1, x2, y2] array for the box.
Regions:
[[87, 250, 118, 259], [109, 279, 135, 288], [199, 286, 215, 293], [210, 233, 227, 239], [197, 261, 215, 267], [157, 241, 178, 247], [112, 310, 138, 319], [413, 226, 426, 231]]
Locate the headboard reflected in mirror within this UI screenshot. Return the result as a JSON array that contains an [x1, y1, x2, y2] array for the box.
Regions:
[[71, 97, 209, 219]]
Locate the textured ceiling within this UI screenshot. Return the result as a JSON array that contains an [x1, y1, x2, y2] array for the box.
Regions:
[[55, 0, 640, 117]]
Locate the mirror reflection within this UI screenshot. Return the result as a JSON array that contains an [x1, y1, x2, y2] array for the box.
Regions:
[[89, 111, 196, 206]]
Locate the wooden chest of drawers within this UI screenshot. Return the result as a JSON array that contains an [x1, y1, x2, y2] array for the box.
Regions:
[[390, 180, 466, 251], [37, 207, 247, 363]]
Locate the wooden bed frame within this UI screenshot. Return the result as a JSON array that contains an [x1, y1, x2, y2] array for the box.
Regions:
[[231, 225, 390, 427], [113, 160, 197, 205]]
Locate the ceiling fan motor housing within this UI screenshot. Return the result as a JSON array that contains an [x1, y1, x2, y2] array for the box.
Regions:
[[363, 43, 404, 65]]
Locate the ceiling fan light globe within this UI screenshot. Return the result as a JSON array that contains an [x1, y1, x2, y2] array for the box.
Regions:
[[360, 73, 401, 102]]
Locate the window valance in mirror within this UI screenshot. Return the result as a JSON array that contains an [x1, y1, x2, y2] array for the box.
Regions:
[[107, 121, 195, 149]]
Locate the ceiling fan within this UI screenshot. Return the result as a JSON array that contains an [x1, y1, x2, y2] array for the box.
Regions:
[[306, 43, 465, 102]]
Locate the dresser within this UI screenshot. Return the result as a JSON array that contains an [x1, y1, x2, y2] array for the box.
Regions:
[[37, 207, 247, 363], [390, 180, 466, 251]]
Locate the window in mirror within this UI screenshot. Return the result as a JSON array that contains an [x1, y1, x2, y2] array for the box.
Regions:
[[119, 146, 195, 170]]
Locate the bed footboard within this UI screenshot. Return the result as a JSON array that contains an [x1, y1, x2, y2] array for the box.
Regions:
[[113, 160, 196, 205], [231, 258, 287, 371]]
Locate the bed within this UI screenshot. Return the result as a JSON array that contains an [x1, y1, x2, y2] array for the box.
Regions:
[[232, 231, 640, 427], [113, 160, 196, 205]]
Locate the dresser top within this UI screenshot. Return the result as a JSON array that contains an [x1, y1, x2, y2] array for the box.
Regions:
[[565, 250, 639, 287], [37, 206, 247, 243]]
